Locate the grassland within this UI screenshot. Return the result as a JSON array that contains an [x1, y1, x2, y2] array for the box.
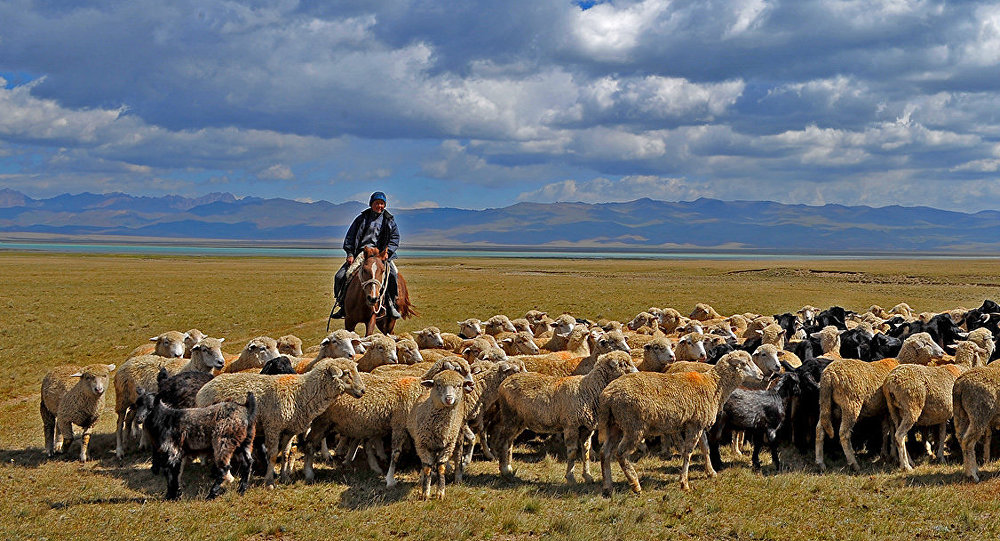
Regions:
[[4, 253, 1000, 540]]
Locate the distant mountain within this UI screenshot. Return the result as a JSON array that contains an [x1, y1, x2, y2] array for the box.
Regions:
[[1, 189, 999, 253]]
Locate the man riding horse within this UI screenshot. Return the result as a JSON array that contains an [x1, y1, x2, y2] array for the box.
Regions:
[[331, 191, 402, 320]]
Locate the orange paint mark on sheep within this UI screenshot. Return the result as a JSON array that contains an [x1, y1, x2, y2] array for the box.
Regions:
[[277, 375, 297, 385], [683, 371, 707, 384], [943, 365, 962, 378]]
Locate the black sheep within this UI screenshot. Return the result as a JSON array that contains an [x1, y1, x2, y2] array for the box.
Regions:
[[260, 355, 296, 375], [708, 365, 801, 472], [133, 387, 256, 500], [156, 368, 214, 409]]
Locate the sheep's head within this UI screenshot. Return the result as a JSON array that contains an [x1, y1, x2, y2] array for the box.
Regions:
[[627, 312, 656, 331], [243, 336, 280, 365], [656, 308, 683, 332], [810, 326, 841, 355], [751, 344, 782, 379], [677, 333, 707, 361], [131, 386, 157, 430], [552, 314, 577, 337], [192, 337, 226, 370], [366, 335, 399, 364], [677, 321, 705, 335], [719, 350, 764, 385], [496, 358, 525, 376], [396, 338, 423, 365], [321, 358, 365, 399], [597, 351, 638, 377], [457, 318, 482, 338], [461, 337, 494, 362], [478, 346, 509, 364], [592, 330, 631, 355], [277, 335, 304, 357], [689, 303, 720, 321], [150, 331, 186, 358], [523, 310, 547, 323], [421, 370, 472, 408], [503, 332, 539, 355], [415, 326, 445, 348], [182, 329, 205, 354], [71, 363, 115, 396], [900, 332, 945, 364], [643, 337, 676, 370], [511, 318, 533, 335], [320, 331, 358, 359], [485, 315, 517, 335]]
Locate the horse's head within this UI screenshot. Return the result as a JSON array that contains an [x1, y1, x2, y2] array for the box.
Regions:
[[360, 246, 387, 306]]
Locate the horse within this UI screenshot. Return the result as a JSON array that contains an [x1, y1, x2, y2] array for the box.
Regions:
[[344, 246, 416, 336]]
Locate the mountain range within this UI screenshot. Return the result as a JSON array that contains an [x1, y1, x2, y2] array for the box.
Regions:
[[2, 188, 999, 254]]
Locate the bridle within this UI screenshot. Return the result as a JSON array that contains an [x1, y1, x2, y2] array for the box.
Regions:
[[360, 255, 389, 316]]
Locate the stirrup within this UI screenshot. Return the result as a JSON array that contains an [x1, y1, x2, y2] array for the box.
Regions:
[[331, 304, 345, 319]]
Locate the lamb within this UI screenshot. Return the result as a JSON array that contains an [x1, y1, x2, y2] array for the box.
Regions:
[[500, 331, 540, 356], [598, 350, 765, 494], [495, 351, 638, 484], [40, 363, 116, 462], [407, 370, 475, 500], [195, 357, 366, 486], [128, 331, 187, 359], [953, 363, 1000, 481], [814, 332, 945, 472], [966, 327, 995, 361], [260, 356, 297, 375], [114, 337, 227, 458], [484, 315, 518, 336], [277, 335, 304, 357], [223, 336, 281, 373], [132, 387, 256, 500], [708, 367, 801, 472], [883, 341, 987, 471]]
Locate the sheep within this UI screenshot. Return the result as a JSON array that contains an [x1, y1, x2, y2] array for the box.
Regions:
[[413, 326, 446, 349], [511, 318, 533, 334], [540, 315, 578, 351], [890, 302, 914, 318], [637, 336, 676, 372], [514, 329, 628, 377], [155, 368, 214, 409], [665, 361, 714, 374], [195, 357, 366, 486], [260, 356, 297, 375], [295, 331, 362, 372], [708, 367, 801, 472], [752, 343, 801, 372], [743, 316, 777, 341], [813, 326, 844, 360], [40, 363, 116, 462], [132, 387, 256, 500], [814, 332, 945, 472], [953, 363, 1000, 481], [674, 333, 708, 362], [690, 303, 723, 321], [114, 337, 226, 458], [966, 327, 995, 361], [301, 334, 398, 373], [223, 336, 281, 373], [396, 338, 424, 365], [598, 350, 765, 494], [627, 312, 659, 333], [500, 331, 540, 356], [495, 351, 638, 483], [277, 335, 304, 357], [484, 315, 518, 336], [884, 341, 987, 471], [457, 318, 483, 339], [651, 308, 683, 334], [407, 370, 475, 500], [128, 331, 187, 359], [454, 359, 525, 467]]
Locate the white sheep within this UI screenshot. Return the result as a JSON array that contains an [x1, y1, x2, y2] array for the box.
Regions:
[[41, 363, 116, 462]]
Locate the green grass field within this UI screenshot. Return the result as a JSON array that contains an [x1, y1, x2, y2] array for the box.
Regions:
[[4, 253, 1000, 540]]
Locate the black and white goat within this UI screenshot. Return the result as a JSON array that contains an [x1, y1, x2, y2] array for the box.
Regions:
[[133, 387, 256, 500]]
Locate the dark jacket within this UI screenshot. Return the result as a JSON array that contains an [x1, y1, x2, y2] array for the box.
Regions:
[[343, 209, 399, 261]]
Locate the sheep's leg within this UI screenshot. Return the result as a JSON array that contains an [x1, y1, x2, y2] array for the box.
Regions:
[[263, 432, 280, 488], [984, 430, 993, 464], [365, 441, 385, 476], [894, 411, 916, 472], [699, 431, 716, 478], [332, 435, 350, 461], [386, 429, 406, 487], [420, 464, 433, 500], [41, 404, 56, 458], [677, 428, 702, 490], [207, 464, 226, 500], [436, 462, 447, 500], [815, 419, 827, 472], [838, 407, 862, 472], [580, 428, 595, 483], [768, 436, 781, 472], [345, 438, 363, 464], [57, 419, 74, 457], [235, 436, 253, 494], [478, 424, 496, 462], [302, 431, 319, 483], [114, 410, 126, 459], [564, 427, 580, 484], [79, 427, 93, 463], [600, 425, 622, 497], [961, 421, 986, 482], [165, 459, 182, 500], [279, 435, 296, 484], [750, 432, 763, 471], [495, 422, 521, 477], [731, 431, 744, 457], [936, 423, 948, 464], [615, 430, 645, 494], [461, 424, 476, 468]]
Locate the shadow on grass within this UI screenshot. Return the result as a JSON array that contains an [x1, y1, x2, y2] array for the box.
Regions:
[[337, 478, 414, 510]]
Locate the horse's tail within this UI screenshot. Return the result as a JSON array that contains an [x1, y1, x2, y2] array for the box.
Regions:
[[396, 271, 418, 319]]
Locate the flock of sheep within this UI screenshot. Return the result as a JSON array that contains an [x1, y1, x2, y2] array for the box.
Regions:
[[39, 299, 1000, 500]]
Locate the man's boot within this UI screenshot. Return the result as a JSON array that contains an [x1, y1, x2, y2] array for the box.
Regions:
[[386, 298, 402, 319]]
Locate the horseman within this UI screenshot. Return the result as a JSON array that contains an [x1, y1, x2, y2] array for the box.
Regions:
[[331, 191, 402, 320]]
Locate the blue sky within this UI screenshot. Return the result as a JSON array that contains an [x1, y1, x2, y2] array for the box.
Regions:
[[2, 0, 1000, 211]]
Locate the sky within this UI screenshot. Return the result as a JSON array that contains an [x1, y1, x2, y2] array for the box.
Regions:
[[1, 0, 1000, 211]]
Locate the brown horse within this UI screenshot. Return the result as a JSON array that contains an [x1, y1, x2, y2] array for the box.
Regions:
[[344, 246, 416, 336]]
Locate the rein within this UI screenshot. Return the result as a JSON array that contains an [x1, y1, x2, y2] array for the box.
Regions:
[[361, 259, 390, 317]]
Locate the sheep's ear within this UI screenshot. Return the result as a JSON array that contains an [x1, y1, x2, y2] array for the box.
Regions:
[[809, 332, 822, 339], [462, 347, 472, 355], [463, 380, 475, 393], [501, 338, 513, 345], [421, 379, 435, 388], [70, 372, 83, 378], [149, 336, 158, 342], [218, 338, 225, 343], [329, 366, 344, 378], [756, 329, 764, 336], [321, 337, 331, 345], [779, 360, 795, 373], [107, 364, 116, 372]]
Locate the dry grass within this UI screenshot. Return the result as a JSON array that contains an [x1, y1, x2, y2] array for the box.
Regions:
[[5, 253, 1000, 540]]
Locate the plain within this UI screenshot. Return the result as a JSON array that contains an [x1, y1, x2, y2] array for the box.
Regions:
[[3, 253, 1000, 540]]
